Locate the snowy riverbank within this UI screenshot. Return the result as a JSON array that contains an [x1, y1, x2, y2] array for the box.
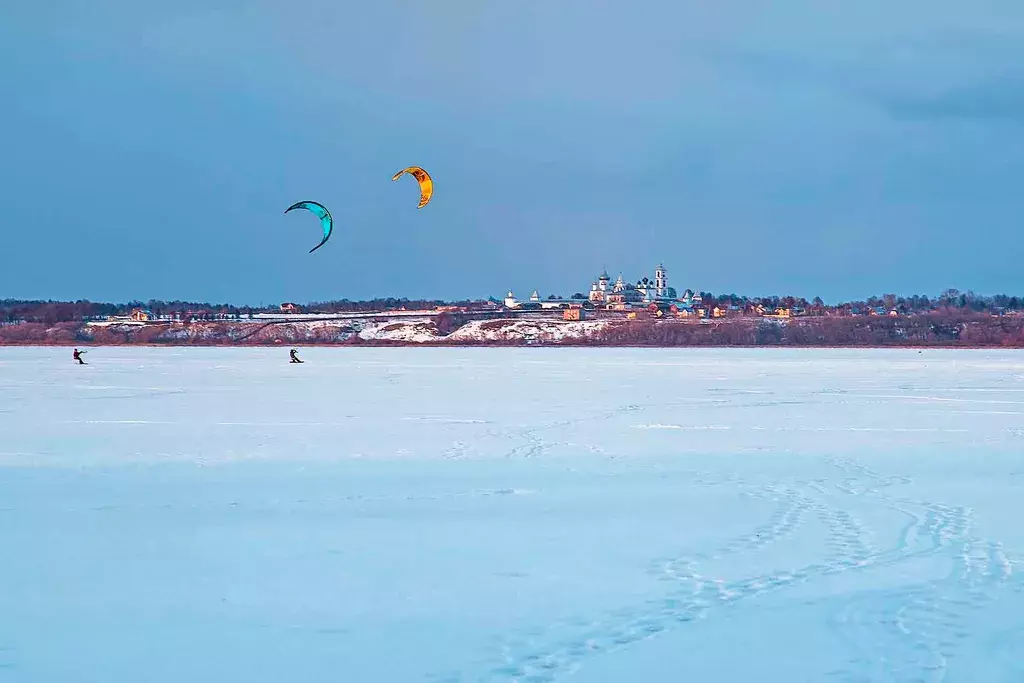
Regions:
[[3, 311, 1024, 347]]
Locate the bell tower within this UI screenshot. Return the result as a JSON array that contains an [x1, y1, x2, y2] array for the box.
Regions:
[[654, 264, 666, 297]]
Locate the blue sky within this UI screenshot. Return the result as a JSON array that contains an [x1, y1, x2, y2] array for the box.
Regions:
[[2, 0, 1022, 304]]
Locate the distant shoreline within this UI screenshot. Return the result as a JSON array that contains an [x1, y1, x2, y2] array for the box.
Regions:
[[2, 313, 1023, 349]]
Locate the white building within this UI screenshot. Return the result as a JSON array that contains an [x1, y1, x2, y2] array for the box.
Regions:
[[504, 262, 685, 310], [588, 270, 612, 303], [614, 264, 680, 303], [655, 264, 667, 298]]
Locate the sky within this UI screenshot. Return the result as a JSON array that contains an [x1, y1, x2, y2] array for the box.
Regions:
[[2, 0, 1023, 304]]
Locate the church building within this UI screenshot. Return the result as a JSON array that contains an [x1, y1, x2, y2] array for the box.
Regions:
[[589, 264, 678, 306]]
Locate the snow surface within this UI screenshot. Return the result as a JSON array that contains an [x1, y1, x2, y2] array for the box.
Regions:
[[1, 348, 1023, 682], [73, 317, 611, 345], [357, 320, 441, 343], [446, 319, 609, 343]]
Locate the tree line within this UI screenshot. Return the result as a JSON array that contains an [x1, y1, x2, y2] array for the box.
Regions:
[[3, 289, 1024, 325], [584, 313, 1024, 347], [0, 297, 483, 324]]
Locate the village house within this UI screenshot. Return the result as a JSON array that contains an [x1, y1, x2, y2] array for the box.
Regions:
[[745, 303, 766, 316], [96, 308, 156, 325]]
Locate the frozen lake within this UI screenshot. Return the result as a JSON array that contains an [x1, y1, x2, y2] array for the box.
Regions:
[[1, 347, 1023, 682]]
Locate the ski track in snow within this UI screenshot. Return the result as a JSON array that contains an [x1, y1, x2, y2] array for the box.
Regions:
[[433, 455, 1022, 683]]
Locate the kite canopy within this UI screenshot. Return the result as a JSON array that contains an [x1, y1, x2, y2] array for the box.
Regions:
[[391, 166, 433, 209], [284, 200, 333, 253]]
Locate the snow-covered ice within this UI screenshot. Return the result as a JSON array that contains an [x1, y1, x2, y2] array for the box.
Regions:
[[1, 348, 1023, 682]]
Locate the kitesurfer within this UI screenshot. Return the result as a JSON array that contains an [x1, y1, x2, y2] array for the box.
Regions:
[[289, 348, 303, 364], [73, 348, 87, 365]]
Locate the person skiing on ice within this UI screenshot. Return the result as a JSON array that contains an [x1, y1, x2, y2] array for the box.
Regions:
[[73, 348, 87, 365], [289, 348, 303, 364]]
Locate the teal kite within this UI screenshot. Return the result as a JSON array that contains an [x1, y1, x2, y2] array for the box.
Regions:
[[284, 201, 333, 253]]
